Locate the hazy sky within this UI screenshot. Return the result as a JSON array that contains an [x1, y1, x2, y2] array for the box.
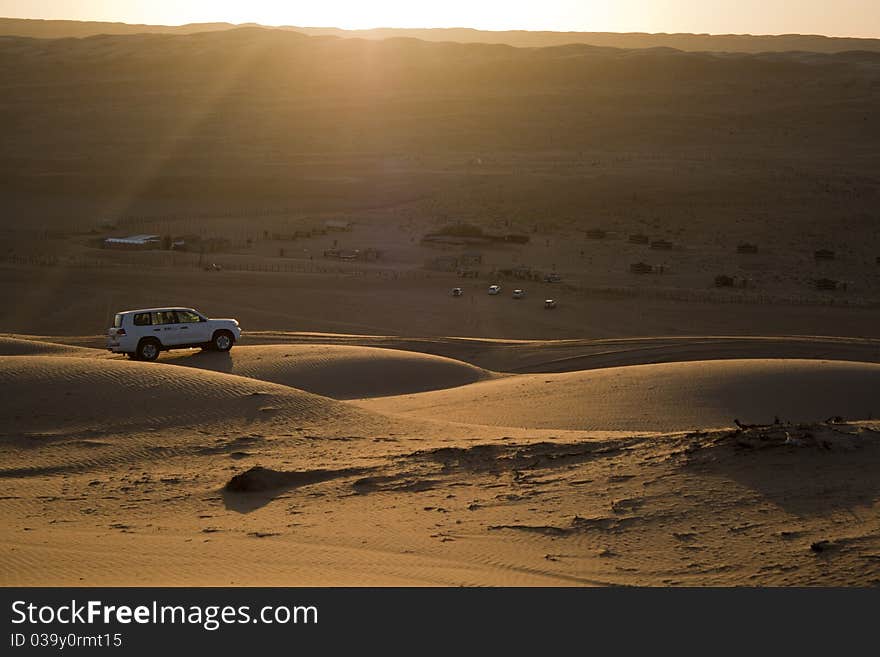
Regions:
[[1, 1, 878, 38]]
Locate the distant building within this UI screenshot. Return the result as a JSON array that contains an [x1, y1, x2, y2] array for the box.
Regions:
[[714, 274, 735, 287], [324, 248, 380, 261], [460, 252, 483, 266], [426, 252, 480, 271], [737, 243, 759, 254], [814, 249, 835, 260], [629, 262, 653, 275], [650, 239, 674, 250], [586, 229, 607, 240], [270, 232, 300, 241], [426, 256, 460, 272], [815, 278, 840, 290], [104, 234, 160, 250], [510, 265, 537, 280], [324, 219, 353, 232], [628, 234, 650, 245]]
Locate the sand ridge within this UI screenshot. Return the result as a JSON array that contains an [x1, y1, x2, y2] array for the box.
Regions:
[[238, 332, 880, 373], [0, 355, 373, 433], [0, 353, 392, 480], [358, 358, 880, 431], [0, 335, 102, 357], [159, 344, 494, 399]]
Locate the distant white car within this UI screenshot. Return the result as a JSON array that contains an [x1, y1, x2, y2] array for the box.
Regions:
[[451, 287, 463, 297], [107, 307, 241, 361], [544, 299, 557, 309], [513, 289, 525, 299], [488, 285, 502, 295]]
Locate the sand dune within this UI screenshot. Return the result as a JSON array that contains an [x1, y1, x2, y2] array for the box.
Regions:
[[3, 418, 878, 586], [0, 353, 406, 487], [0, 355, 367, 433], [0, 335, 100, 357], [160, 344, 493, 399], [358, 359, 880, 431], [239, 332, 880, 373], [2, 341, 880, 586]]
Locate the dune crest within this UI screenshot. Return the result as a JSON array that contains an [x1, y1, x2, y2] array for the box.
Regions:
[[162, 344, 494, 399], [358, 358, 880, 431], [0, 335, 100, 357], [0, 354, 375, 437]]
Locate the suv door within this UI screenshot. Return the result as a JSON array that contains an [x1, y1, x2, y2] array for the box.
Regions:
[[151, 310, 182, 345], [175, 309, 211, 345]]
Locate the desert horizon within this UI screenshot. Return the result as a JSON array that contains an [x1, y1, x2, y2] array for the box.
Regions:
[[1, 10, 879, 588], [4, 16, 880, 50]]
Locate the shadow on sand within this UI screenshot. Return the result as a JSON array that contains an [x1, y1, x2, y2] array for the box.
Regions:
[[693, 424, 880, 518], [221, 465, 370, 513], [163, 349, 234, 374]]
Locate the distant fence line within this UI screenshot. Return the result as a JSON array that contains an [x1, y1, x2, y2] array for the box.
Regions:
[[2, 209, 335, 240], [1, 255, 878, 308], [116, 207, 304, 224], [0, 254, 433, 279], [575, 284, 880, 308]]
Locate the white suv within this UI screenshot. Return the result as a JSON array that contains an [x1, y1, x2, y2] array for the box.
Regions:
[[107, 307, 241, 361]]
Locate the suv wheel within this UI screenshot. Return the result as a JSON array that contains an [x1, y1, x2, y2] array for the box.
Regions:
[[136, 338, 161, 362], [212, 330, 234, 352]]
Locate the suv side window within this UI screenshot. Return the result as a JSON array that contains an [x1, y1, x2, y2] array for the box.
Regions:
[[152, 311, 178, 325], [177, 310, 202, 323], [133, 313, 152, 326]]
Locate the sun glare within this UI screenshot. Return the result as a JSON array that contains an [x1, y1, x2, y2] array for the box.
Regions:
[[1, 0, 877, 37]]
